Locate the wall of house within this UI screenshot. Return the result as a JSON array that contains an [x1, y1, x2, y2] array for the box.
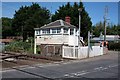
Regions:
[[36, 35, 79, 46], [68, 36, 78, 46], [39, 44, 62, 56], [36, 35, 68, 45]]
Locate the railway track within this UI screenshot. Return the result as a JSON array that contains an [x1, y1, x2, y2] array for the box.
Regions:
[[1, 52, 70, 69], [1, 52, 64, 79], [1, 52, 64, 61]]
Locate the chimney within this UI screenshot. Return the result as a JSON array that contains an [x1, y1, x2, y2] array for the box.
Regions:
[[65, 16, 70, 24]]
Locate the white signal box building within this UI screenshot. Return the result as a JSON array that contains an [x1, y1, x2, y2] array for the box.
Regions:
[[34, 18, 84, 56]]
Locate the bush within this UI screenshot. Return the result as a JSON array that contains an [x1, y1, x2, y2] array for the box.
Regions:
[[5, 40, 34, 53], [108, 41, 120, 51]]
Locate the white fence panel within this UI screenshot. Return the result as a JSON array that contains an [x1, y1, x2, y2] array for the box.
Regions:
[[62, 46, 104, 59], [89, 46, 103, 57], [78, 47, 88, 59], [62, 46, 77, 59]]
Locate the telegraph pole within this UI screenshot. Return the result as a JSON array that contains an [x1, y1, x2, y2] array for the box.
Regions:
[[50, 6, 52, 22], [78, 8, 82, 46], [103, 6, 109, 47]]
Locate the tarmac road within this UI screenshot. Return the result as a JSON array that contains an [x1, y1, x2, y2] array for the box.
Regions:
[[1, 51, 119, 79]]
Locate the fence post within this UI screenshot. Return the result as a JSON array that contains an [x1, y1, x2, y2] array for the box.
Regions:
[[87, 31, 90, 58], [73, 28, 76, 58], [62, 46, 64, 58], [34, 36, 37, 54]]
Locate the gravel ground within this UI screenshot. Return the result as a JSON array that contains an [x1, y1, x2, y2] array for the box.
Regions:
[[1, 58, 54, 69], [1, 50, 118, 70]]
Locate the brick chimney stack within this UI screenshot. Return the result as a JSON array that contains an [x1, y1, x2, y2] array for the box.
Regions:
[[65, 16, 70, 24]]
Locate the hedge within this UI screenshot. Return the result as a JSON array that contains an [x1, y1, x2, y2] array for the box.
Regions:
[[108, 41, 120, 51]]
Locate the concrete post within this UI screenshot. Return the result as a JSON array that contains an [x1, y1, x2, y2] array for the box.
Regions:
[[61, 28, 64, 35], [73, 28, 76, 57], [34, 36, 37, 54], [50, 29, 52, 34], [87, 31, 90, 58], [68, 28, 70, 35]]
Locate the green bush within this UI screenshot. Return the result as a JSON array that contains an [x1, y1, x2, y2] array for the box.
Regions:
[[108, 41, 120, 51], [5, 40, 34, 53]]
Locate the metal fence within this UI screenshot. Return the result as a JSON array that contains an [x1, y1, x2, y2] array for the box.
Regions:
[[62, 46, 103, 59]]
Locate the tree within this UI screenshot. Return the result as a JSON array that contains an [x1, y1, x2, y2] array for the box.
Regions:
[[79, 2, 92, 39], [92, 21, 120, 37], [92, 21, 104, 37], [52, 2, 92, 40], [2, 17, 13, 38], [12, 3, 50, 41]]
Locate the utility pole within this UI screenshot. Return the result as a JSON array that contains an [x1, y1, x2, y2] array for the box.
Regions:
[[50, 6, 52, 22], [21, 25, 24, 53], [87, 31, 90, 58], [103, 6, 109, 47], [78, 8, 82, 47]]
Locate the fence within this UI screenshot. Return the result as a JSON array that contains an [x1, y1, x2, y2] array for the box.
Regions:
[[62, 46, 103, 59], [0, 43, 5, 53]]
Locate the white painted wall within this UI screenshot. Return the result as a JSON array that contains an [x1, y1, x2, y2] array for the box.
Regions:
[[68, 36, 78, 46], [36, 35, 69, 45], [36, 34, 83, 46]]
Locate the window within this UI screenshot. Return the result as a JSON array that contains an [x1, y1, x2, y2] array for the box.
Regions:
[[64, 28, 68, 34], [42, 29, 46, 34], [42, 29, 50, 34], [70, 29, 74, 35], [46, 29, 50, 34], [52, 29, 56, 34], [36, 30, 39, 35], [57, 28, 61, 33], [52, 28, 61, 34]]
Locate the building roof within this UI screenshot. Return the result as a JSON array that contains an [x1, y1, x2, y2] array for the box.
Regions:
[[34, 19, 76, 30], [91, 35, 120, 42], [0, 39, 13, 43]]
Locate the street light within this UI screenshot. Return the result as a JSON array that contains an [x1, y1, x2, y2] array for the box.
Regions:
[[78, 8, 82, 47]]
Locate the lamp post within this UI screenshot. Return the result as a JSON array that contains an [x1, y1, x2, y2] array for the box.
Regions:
[[78, 8, 82, 47]]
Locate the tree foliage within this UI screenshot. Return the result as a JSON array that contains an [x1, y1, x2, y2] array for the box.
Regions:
[[52, 2, 92, 40], [2, 17, 13, 38], [92, 22, 120, 37], [12, 3, 50, 41]]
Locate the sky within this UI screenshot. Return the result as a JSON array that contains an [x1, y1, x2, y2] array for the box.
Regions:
[[1, 2, 118, 26]]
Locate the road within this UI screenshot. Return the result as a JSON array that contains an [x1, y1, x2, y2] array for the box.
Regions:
[[1, 51, 119, 79]]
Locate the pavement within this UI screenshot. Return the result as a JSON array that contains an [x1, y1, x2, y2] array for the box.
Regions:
[[1, 51, 119, 79]]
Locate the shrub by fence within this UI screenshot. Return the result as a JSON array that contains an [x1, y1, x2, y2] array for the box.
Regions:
[[108, 41, 120, 51], [5, 40, 34, 53]]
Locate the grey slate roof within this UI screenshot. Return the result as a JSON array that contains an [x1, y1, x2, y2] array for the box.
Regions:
[[34, 19, 76, 30]]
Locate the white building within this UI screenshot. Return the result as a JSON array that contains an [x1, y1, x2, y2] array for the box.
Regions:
[[34, 19, 84, 56], [91, 35, 120, 42]]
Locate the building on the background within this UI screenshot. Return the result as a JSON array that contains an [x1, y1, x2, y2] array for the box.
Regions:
[[34, 17, 84, 56], [91, 34, 120, 46], [91, 35, 120, 42]]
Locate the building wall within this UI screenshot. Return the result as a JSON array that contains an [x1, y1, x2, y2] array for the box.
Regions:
[[36, 35, 79, 46], [39, 44, 62, 56]]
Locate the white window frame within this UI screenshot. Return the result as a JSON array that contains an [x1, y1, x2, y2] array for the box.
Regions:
[[36, 30, 39, 35]]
